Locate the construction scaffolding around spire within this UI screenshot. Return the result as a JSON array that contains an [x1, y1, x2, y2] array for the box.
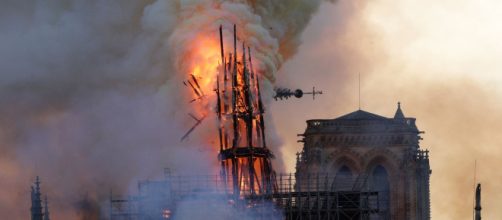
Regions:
[[109, 172, 380, 219], [215, 24, 276, 198]]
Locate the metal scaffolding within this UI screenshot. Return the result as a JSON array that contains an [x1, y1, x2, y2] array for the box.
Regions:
[[110, 172, 380, 220]]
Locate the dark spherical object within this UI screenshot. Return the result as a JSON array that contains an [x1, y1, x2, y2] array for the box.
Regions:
[[294, 89, 303, 98]]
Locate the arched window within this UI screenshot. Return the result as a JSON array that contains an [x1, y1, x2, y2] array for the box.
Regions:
[[370, 165, 390, 219], [333, 165, 353, 191]]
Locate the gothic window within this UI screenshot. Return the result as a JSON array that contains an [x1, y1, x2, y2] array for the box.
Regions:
[[370, 165, 390, 219], [333, 165, 353, 191]]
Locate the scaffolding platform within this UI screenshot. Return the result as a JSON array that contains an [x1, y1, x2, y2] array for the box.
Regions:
[[110, 173, 381, 220]]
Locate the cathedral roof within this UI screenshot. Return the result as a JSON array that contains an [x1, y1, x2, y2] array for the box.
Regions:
[[335, 110, 388, 121], [305, 103, 419, 135]]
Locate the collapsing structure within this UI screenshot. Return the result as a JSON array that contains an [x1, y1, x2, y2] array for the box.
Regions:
[[109, 26, 435, 220], [215, 24, 276, 197], [110, 25, 282, 219]]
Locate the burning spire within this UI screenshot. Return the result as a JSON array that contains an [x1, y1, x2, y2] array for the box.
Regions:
[[216, 25, 276, 198]]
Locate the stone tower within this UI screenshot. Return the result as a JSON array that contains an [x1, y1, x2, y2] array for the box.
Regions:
[[31, 176, 43, 220], [296, 103, 431, 220], [30, 176, 50, 220], [43, 196, 50, 220]]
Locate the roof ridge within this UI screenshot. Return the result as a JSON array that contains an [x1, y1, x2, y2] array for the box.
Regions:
[[335, 110, 388, 120]]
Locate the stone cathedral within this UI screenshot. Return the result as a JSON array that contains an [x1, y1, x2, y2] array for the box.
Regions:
[[296, 103, 431, 220]]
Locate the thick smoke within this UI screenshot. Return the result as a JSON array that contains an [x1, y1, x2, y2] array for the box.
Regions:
[[173, 192, 282, 220], [273, 0, 502, 219], [0, 0, 333, 219]]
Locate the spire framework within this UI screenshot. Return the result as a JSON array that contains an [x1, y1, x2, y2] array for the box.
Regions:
[[216, 25, 276, 198]]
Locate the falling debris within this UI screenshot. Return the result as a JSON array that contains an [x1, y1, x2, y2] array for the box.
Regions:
[[183, 74, 206, 103], [273, 87, 323, 100], [180, 113, 206, 142]]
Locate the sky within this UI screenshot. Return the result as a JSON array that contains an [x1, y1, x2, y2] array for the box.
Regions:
[[1, 0, 502, 219], [272, 0, 502, 219]]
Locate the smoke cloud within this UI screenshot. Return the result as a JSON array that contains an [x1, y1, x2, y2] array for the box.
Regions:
[[0, 0, 333, 219], [273, 0, 502, 219]]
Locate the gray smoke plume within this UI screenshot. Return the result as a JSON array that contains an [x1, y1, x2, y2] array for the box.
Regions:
[[0, 0, 334, 219]]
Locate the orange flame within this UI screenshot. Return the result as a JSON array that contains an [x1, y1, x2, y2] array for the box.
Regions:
[[181, 30, 270, 196], [185, 35, 221, 100]]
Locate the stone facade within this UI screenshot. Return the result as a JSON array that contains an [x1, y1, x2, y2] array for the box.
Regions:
[[296, 103, 431, 220]]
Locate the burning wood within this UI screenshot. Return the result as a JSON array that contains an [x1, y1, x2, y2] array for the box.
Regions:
[[214, 25, 277, 198], [183, 74, 206, 103], [180, 113, 207, 142], [179, 24, 277, 198]]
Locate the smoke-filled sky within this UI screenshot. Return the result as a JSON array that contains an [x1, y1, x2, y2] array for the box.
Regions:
[[273, 0, 502, 219], [1, 0, 501, 219], [0, 0, 331, 219]]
